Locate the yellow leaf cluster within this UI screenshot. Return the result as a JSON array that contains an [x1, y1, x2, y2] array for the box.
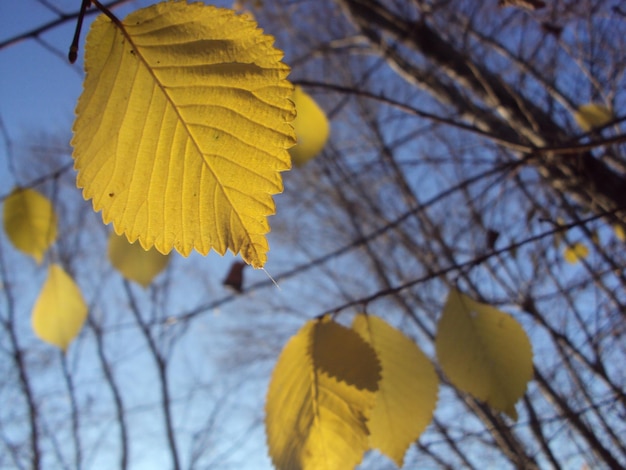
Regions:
[[267, 303, 532, 469], [72, 1, 296, 268], [266, 317, 377, 470], [3, 188, 57, 263], [3, 190, 88, 350], [266, 314, 438, 469], [563, 242, 589, 264]]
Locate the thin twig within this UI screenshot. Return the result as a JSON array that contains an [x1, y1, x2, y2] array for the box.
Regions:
[[61, 354, 82, 470], [0, 162, 73, 202], [296, 80, 626, 156], [324, 207, 626, 316], [0, 0, 133, 51], [0, 244, 40, 469], [88, 315, 129, 470], [168, 158, 528, 324], [123, 281, 181, 470]]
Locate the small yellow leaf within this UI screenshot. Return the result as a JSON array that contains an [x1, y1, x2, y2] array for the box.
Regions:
[[72, 1, 296, 268], [108, 232, 170, 287], [435, 289, 533, 420], [353, 314, 438, 467], [563, 243, 589, 264], [614, 225, 625, 242], [266, 317, 379, 470], [32, 264, 87, 351], [574, 103, 614, 131], [289, 86, 330, 166], [3, 188, 57, 263]]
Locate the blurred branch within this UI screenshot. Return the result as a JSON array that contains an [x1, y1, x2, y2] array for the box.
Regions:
[[61, 354, 82, 470], [0, 243, 40, 469], [324, 207, 626, 316], [0, 0, 133, 52], [123, 280, 181, 470], [0, 115, 17, 184], [170, 158, 528, 324], [296, 80, 626, 156], [338, 0, 626, 227], [523, 396, 561, 468], [0, 162, 72, 201], [88, 315, 129, 469], [534, 369, 623, 468], [295, 79, 534, 153]]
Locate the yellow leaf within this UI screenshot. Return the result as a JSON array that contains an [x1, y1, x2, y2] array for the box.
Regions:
[[614, 225, 625, 242], [108, 232, 170, 287], [3, 188, 57, 263], [32, 264, 87, 351], [266, 317, 379, 470], [353, 314, 438, 467], [289, 86, 330, 166], [574, 103, 614, 131], [435, 289, 533, 420], [72, 1, 296, 268], [563, 242, 589, 264]]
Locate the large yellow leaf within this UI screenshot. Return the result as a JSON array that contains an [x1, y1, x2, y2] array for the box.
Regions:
[[32, 264, 87, 351], [353, 314, 438, 467], [3, 188, 57, 263], [108, 232, 170, 287], [72, 1, 296, 268], [435, 289, 533, 420], [289, 86, 330, 166], [265, 316, 380, 470]]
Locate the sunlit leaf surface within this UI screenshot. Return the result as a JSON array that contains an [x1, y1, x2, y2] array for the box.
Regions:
[[353, 314, 438, 467], [72, 1, 296, 268], [108, 232, 169, 287], [266, 317, 379, 470], [3, 188, 57, 263], [32, 264, 87, 351], [574, 103, 614, 131], [436, 289, 533, 420], [563, 242, 589, 264], [289, 86, 330, 166]]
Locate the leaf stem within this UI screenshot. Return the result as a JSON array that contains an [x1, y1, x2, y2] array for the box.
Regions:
[[90, 0, 124, 28]]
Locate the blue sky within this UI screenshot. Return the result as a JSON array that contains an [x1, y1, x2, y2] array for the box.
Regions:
[[1, 1, 82, 133]]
